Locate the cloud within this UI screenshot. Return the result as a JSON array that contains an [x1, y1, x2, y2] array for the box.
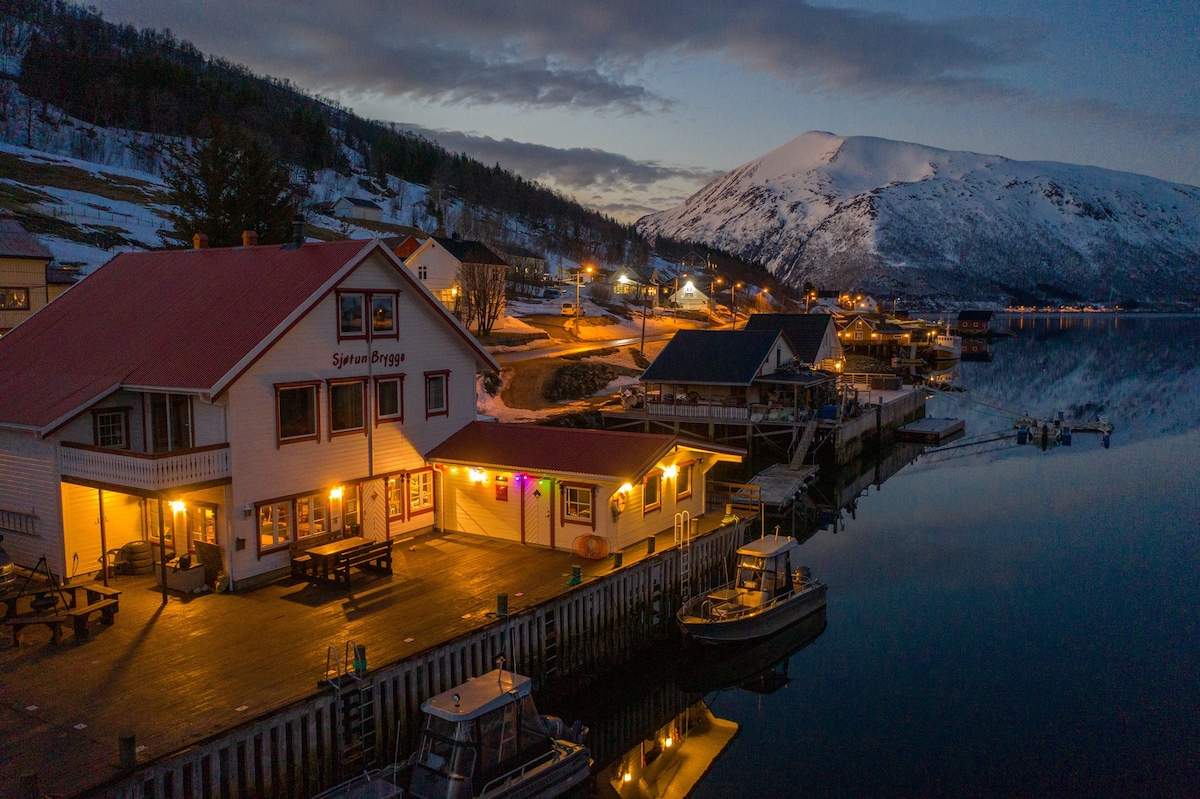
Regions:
[[399, 125, 722, 191], [95, 0, 1049, 113]]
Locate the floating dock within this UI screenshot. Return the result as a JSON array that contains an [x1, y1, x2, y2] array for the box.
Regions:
[[895, 417, 965, 445], [750, 463, 819, 508]]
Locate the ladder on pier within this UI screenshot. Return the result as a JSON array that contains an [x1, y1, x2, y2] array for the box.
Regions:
[[542, 609, 559, 679], [790, 417, 819, 468], [675, 511, 694, 604], [324, 641, 377, 779]]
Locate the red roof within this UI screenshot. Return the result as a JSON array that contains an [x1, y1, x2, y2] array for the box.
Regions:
[[0, 239, 497, 432], [426, 422, 741, 480]]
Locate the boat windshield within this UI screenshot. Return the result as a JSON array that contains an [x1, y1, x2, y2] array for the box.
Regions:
[[418, 715, 476, 780], [736, 555, 765, 589]]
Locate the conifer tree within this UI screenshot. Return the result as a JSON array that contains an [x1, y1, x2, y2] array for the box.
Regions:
[[163, 123, 299, 248]]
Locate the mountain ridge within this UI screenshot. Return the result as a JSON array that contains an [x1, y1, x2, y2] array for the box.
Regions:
[[638, 131, 1200, 305]]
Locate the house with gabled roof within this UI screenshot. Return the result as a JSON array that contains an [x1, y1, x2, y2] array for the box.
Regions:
[[745, 313, 843, 368], [836, 314, 912, 353], [636, 330, 835, 424], [403, 236, 509, 314], [331, 196, 383, 222], [956, 310, 996, 336], [427, 422, 742, 553], [0, 234, 499, 589], [0, 216, 63, 335]]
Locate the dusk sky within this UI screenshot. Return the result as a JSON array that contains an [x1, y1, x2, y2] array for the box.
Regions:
[[91, 0, 1198, 222]]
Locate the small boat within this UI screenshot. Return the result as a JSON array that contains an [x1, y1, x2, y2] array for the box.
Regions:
[[677, 533, 827, 644], [930, 327, 962, 361], [317, 668, 590, 799]]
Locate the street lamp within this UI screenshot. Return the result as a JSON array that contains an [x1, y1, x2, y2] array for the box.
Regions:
[[730, 282, 743, 328], [574, 264, 593, 323], [710, 277, 723, 315]]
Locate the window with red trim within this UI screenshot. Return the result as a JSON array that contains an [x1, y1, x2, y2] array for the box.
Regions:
[[328, 379, 366, 437], [276, 382, 320, 445], [561, 483, 595, 527], [337, 290, 399, 341]]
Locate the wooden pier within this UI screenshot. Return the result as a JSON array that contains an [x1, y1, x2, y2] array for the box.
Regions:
[[895, 417, 965, 445], [12, 518, 751, 799]]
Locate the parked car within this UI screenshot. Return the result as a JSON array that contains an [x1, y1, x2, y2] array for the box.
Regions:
[[0, 535, 17, 594], [560, 301, 576, 316]]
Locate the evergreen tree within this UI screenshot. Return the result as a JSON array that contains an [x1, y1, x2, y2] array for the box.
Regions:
[[163, 124, 299, 248]]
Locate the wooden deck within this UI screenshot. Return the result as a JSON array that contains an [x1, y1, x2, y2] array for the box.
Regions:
[[0, 519, 732, 798]]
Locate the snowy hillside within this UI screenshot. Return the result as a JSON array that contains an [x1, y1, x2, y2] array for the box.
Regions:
[[638, 132, 1200, 305]]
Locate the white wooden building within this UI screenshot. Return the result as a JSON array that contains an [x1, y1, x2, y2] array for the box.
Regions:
[[403, 236, 508, 312], [0, 236, 498, 589], [426, 423, 742, 554]]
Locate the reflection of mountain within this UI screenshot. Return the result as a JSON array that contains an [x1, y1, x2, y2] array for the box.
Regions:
[[926, 316, 1200, 448]]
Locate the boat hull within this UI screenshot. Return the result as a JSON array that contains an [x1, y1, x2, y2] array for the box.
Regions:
[[677, 583, 828, 644]]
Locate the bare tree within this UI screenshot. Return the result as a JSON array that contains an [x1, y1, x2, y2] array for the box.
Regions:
[[457, 263, 506, 335]]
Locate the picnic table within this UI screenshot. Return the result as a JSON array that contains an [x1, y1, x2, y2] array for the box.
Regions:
[[3, 583, 121, 644], [299, 537, 393, 586]]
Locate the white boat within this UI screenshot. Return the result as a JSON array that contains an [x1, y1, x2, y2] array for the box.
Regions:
[[677, 534, 827, 644], [930, 326, 962, 360], [316, 669, 590, 799]]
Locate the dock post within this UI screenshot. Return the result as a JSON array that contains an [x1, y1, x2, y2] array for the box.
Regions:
[[612, 552, 623, 569], [497, 594, 508, 618], [119, 733, 136, 770], [646, 536, 655, 554]]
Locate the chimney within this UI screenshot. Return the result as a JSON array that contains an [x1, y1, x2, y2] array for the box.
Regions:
[[193, 233, 209, 249], [292, 215, 305, 247], [242, 230, 258, 247]]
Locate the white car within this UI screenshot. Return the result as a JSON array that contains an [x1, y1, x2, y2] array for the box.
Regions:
[[560, 302, 576, 316]]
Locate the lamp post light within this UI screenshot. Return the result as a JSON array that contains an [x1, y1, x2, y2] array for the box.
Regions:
[[710, 277, 723, 316], [574, 264, 593, 326], [731, 282, 743, 328]]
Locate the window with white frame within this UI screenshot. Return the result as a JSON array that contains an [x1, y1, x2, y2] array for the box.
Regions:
[[94, 409, 128, 449], [409, 470, 433, 514], [425, 372, 448, 417], [277, 383, 319, 443], [258, 501, 291, 551], [387, 475, 405, 520], [676, 462, 693, 499], [643, 472, 662, 511], [329, 380, 365, 435], [376, 376, 404, 422], [295, 493, 328, 538], [563, 484, 593, 523]]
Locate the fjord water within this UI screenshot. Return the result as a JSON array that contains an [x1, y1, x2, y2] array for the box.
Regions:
[[591, 315, 1200, 798]]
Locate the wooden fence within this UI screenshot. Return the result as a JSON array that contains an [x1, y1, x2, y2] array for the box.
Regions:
[[85, 520, 749, 799]]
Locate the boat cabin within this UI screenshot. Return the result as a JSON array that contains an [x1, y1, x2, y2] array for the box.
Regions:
[[733, 535, 799, 608], [410, 669, 553, 799]]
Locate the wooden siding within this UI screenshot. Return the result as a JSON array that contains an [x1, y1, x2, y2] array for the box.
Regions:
[[0, 429, 63, 573], [0, 255, 50, 331], [403, 240, 460, 293], [224, 252, 484, 584]]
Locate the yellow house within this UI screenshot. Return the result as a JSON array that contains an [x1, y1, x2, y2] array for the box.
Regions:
[[0, 216, 58, 335]]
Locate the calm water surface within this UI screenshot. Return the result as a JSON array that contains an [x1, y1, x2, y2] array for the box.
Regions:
[[578, 315, 1200, 799]]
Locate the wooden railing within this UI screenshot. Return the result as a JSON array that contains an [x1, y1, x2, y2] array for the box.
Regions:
[[645, 401, 750, 421], [0, 507, 37, 536], [59, 442, 231, 492], [707, 481, 762, 514]]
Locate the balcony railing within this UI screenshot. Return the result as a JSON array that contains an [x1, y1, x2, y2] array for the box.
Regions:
[[60, 442, 231, 492], [645, 400, 750, 421]]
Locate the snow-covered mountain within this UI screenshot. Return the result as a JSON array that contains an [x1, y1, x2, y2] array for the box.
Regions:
[[638, 132, 1200, 305]]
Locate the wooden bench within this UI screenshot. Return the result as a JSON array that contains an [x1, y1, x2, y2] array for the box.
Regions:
[[68, 598, 119, 638], [5, 613, 66, 645], [330, 540, 393, 586]]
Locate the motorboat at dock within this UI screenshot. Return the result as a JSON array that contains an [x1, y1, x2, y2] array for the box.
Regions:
[[316, 668, 590, 799], [677, 533, 827, 644]]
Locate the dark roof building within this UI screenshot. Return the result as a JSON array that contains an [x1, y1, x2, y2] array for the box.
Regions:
[[745, 313, 842, 365], [433, 237, 508, 267], [641, 330, 789, 385]]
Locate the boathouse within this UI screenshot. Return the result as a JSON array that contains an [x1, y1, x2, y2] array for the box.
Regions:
[[956, 309, 996, 336], [427, 422, 743, 553], [0, 236, 500, 588]]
